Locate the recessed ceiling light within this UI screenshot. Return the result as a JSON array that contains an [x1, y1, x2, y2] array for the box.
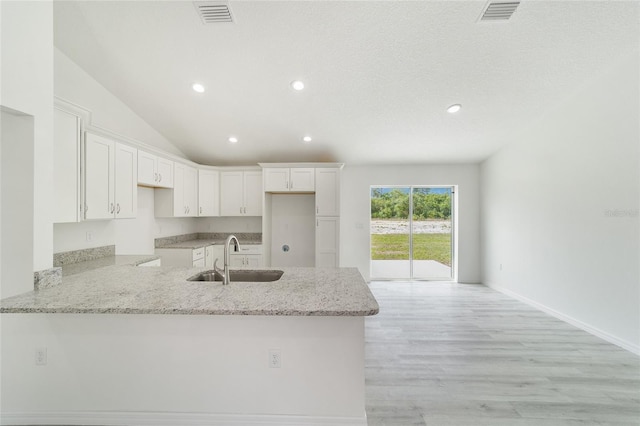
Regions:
[[228, 136, 238, 143], [303, 136, 312, 143], [291, 80, 305, 91], [192, 83, 205, 93], [447, 104, 462, 113]]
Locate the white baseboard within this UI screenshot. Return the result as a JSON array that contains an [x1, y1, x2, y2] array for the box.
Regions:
[[0, 411, 368, 426], [484, 282, 640, 356]]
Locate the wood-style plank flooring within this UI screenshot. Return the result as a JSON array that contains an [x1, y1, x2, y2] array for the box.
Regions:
[[365, 282, 640, 425]]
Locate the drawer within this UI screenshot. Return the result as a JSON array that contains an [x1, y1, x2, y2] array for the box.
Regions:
[[235, 244, 262, 255], [192, 247, 205, 261]]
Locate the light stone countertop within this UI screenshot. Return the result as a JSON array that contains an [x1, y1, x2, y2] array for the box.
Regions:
[[157, 239, 262, 249], [61, 255, 161, 276], [0, 265, 379, 316]]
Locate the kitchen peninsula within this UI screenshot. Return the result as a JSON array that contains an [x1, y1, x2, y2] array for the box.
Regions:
[[0, 262, 378, 425]]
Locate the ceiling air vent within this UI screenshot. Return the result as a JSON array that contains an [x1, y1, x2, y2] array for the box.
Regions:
[[479, 1, 520, 22], [193, 1, 234, 24]]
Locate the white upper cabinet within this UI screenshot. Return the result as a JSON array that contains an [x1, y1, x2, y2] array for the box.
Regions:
[[315, 168, 340, 216], [198, 169, 219, 217], [137, 150, 173, 188], [84, 132, 137, 220], [53, 107, 82, 223], [156, 163, 197, 217], [114, 143, 138, 218], [220, 170, 263, 216], [264, 167, 315, 192]]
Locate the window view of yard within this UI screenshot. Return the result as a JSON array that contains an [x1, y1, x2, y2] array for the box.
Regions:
[[371, 187, 452, 273]]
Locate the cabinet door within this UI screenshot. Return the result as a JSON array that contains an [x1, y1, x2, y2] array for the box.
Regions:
[[156, 157, 174, 188], [85, 133, 115, 220], [245, 254, 262, 268], [229, 254, 245, 267], [244, 171, 263, 216], [173, 163, 186, 216], [205, 245, 213, 267], [316, 217, 339, 267], [198, 169, 219, 216], [315, 168, 340, 216], [290, 168, 315, 191], [114, 143, 137, 218], [263, 168, 289, 192], [183, 165, 198, 217], [53, 108, 82, 223], [220, 171, 244, 216], [137, 150, 157, 186]]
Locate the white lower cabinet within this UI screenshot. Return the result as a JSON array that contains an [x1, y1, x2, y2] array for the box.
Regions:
[[155, 247, 206, 267], [316, 217, 339, 267], [205, 245, 224, 268], [230, 254, 262, 268], [230, 245, 263, 267]]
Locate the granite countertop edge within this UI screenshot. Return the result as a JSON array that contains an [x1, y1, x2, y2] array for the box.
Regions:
[[1, 265, 379, 317], [157, 239, 262, 249]]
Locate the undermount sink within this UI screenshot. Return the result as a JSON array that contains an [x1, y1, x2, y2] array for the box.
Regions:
[[188, 269, 284, 283]]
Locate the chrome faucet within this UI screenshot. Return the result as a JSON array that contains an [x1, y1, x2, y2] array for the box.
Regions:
[[213, 234, 240, 285]]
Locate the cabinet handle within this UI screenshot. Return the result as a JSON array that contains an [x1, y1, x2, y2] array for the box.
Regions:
[[158, 173, 162, 182], [110, 203, 115, 214], [187, 206, 190, 214], [154, 173, 158, 182], [244, 207, 247, 214], [116, 203, 121, 214], [286, 180, 289, 189], [290, 180, 293, 189], [200, 206, 202, 214], [316, 206, 319, 214]]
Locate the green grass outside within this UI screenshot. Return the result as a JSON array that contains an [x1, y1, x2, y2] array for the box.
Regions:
[[371, 233, 451, 266]]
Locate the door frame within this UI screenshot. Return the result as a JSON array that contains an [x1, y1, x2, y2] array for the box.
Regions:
[[369, 185, 456, 281]]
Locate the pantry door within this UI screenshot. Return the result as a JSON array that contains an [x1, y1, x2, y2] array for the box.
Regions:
[[370, 186, 454, 280]]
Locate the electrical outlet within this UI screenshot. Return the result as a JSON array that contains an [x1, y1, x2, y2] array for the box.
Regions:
[[269, 349, 281, 368], [35, 348, 47, 366], [85, 231, 92, 242], [499, 263, 503, 271]]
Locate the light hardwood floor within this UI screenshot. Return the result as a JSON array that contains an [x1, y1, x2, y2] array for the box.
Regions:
[[364, 281, 640, 425]]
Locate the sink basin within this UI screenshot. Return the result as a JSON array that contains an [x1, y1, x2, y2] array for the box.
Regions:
[[188, 269, 284, 282]]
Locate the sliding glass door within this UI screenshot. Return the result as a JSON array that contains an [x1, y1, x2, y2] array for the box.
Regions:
[[370, 186, 454, 280]]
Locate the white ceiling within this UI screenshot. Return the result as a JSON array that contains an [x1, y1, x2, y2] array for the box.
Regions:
[[53, 1, 639, 166]]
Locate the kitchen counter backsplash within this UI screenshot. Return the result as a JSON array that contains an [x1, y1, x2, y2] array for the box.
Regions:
[[155, 232, 261, 248], [54, 245, 116, 267]]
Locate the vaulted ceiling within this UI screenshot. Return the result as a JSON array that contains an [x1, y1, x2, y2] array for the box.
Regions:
[[54, 1, 639, 166]]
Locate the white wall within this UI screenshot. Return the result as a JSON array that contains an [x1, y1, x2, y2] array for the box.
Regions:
[[270, 194, 316, 267], [1, 110, 34, 298], [54, 48, 185, 157], [1, 0, 54, 273], [1, 313, 366, 424], [197, 216, 262, 233], [340, 164, 480, 282], [480, 51, 639, 352]]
